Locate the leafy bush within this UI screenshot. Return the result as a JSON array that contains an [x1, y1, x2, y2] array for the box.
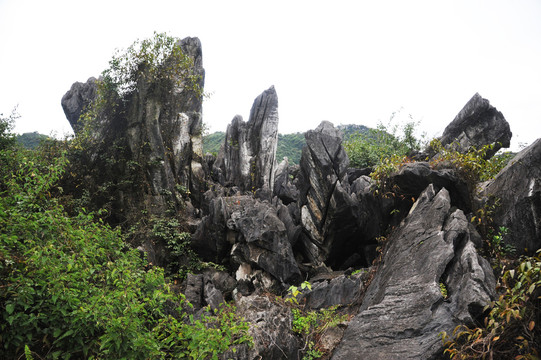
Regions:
[[440, 249, 541, 359], [344, 118, 423, 168], [284, 282, 348, 360], [429, 139, 513, 186], [0, 130, 251, 359]]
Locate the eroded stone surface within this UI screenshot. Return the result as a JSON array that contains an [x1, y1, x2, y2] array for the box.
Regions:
[[331, 185, 495, 360]]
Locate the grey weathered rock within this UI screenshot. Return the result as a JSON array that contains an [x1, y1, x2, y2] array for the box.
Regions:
[[221, 294, 300, 360], [214, 86, 279, 198], [438, 93, 512, 158], [481, 138, 541, 254], [193, 195, 302, 285], [61, 77, 98, 132], [273, 157, 299, 205], [124, 37, 205, 213], [332, 185, 496, 360], [298, 121, 364, 266], [184, 273, 204, 310], [301, 272, 367, 309], [391, 161, 471, 212], [62, 37, 206, 215]]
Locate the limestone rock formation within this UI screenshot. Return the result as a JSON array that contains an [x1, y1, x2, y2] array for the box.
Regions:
[[438, 93, 512, 157], [222, 294, 301, 360], [214, 86, 279, 198], [61, 37, 205, 215], [297, 121, 382, 269], [481, 138, 541, 254], [124, 36, 205, 212], [193, 195, 302, 286], [301, 271, 367, 309], [391, 161, 471, 212], [332, 185, 496, 360], [61, 77, 98, 132], [273, 157, 299, 205]]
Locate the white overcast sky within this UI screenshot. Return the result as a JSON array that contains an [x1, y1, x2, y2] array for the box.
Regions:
[[1, 0, 540, 151]]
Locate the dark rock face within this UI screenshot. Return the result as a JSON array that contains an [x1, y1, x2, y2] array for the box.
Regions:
[[297, 121, 364, 266], [439, 93, 512, 157], [332, 185, 495, 360], [481, 138, 541, 254], [391, 161, 471, 212], [61, 77, 98, 132], [214, 86, 279, 198], [193, 195, 302, 285], [302, 272, 367, 309]]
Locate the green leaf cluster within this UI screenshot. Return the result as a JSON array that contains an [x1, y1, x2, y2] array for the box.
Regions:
[[0, 117, 252, 359], [440, 249, 541, 359], [344, 118, 423, 168]]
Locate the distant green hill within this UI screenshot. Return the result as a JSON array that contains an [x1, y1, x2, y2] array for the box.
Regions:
[[203, 124, 370, 164], [16, 132, 50, 149], [202, 131, 225, 156]]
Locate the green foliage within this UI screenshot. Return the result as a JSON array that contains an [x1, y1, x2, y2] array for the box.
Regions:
[[439, 282, 448, 299], [344, 117, 423, 168], [0, 139, 251, 359], [0, 107, 18, 152], [440, 249, 541, 359], [16, 132, 51, 150], [202, 131, 225, 156], [151, 218, 203, 279], [291, 306, 348, 360], [102, 31, 201, 98], [429, 139, 512, 186], [155, 303, 253, 359], [283, 281, 348, 359], [286, 281, 312, 305]]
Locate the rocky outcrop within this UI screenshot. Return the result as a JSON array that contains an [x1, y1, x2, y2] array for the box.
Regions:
[[62, 37, 205, 215], [61, 77, 98, 132], [391, 161, 472, 212], [332, 185, 496, 360], [214, 86, 279, 198], [297, 121, 365, 266], [273, 157, 299, 205], [193, 195, 302, 286], [481, 138, 541, 254], [223, 294, 301, 360], [438, 93, 512, 157], [124, 37, 205, 213], [301, 271, 368, 309]]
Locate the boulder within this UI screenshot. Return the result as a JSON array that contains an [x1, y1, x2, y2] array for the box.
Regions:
[[331, 184, 496, 360], [481, 138, 541, 254], [438, 93, 512, 157], [61, 77, 98, 132], [214, 86, 279, 198], [301, 272, 367, 309]]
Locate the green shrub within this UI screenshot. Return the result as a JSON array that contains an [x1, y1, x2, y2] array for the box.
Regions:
[[440, 249, 541, 359], [344, 118, 423, 168], [0, 139, 251, 359], [283, 282, 348, 360]]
